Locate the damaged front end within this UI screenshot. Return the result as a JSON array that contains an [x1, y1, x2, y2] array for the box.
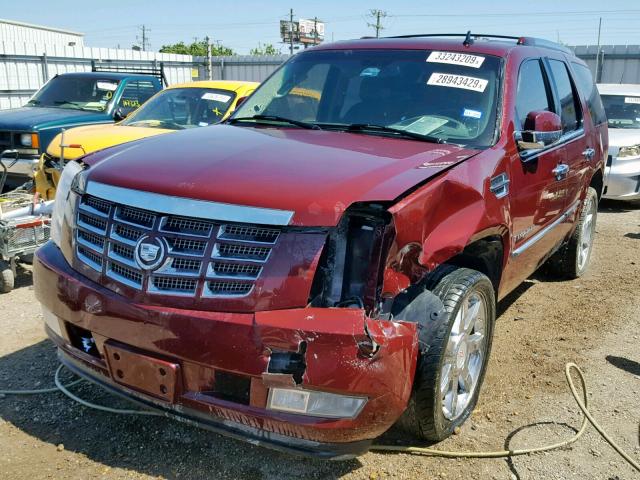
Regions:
[[34, 193, 442, 458]]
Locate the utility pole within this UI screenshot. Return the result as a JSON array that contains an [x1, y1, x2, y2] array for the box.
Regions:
[[368, 10, 387, 38], [595, 17, 602, 83], [205, 36, 213, 80], [289, 8, 295, 55], [313, 17, 318, 45], [137, 25, 150, 51]]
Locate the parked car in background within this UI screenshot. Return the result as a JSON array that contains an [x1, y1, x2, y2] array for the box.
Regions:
[[34, 34, 606, 459], [34, 80, 259, 200], [0, 68, 164, 189], [597, 84, 640, 201]]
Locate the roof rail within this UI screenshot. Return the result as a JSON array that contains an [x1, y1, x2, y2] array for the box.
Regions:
[[90, 60, 168, 86], [382, 33, 572, 54]]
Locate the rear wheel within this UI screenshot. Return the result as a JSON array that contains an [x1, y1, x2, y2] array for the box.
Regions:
[[399, 266, 496, 441], [0, 260, 14, 293], [546, 187, 598, 279]]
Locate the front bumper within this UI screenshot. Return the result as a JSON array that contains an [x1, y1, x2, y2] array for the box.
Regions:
[[0, 154, 39, 189], [34, 241, 419, 459], [604, 155, 640, 200]]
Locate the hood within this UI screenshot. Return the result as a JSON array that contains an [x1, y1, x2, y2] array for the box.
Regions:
[[0, 106, 109, 131], [608, 127, 640, 149], [84, 125, 479, 226], [46, 123, 172, 160]]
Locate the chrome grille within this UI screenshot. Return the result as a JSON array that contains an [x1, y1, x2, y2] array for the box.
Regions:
[[210, 262, 262, 279], [205, 281, 254, 297], [215, 243, 271, 262], [219, 225, 279, 244], [108, 261, 143, 287], [161, 217, 213, 236], [74, 192, 281, 298]]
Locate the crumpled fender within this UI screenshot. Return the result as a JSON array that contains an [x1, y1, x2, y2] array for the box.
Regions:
[[383, 153, 511, 296]]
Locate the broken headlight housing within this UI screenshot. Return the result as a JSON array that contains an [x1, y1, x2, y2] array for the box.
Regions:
[[50, 161, 86, 247], [267, 387, 367, 419], [309, 203, 394, 313], [617, 144, 640, 159]]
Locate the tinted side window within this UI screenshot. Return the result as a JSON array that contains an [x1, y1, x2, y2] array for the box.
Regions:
[[571, 63, 607, 126], [118, 80, 157, 115], [515, 59, 552, 129], [547, 59, 581, 133]]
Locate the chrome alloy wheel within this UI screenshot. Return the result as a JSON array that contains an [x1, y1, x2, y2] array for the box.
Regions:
[[578, 195, 596, 271], [440, 291, 487, 421]]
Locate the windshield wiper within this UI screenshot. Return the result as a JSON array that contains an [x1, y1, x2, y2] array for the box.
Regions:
[[344, 123, 445, 143], [228, 115, 321, 130]]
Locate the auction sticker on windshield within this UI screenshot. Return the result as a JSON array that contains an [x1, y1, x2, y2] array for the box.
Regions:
[[427, 51, 485, 68], [96, 81, 118, 91], [427, 73, 488, 92], [202, 92, 231, 102], [624, 97, 640, 104]]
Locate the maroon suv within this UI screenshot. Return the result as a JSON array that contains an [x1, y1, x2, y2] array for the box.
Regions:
[[34, 34, 607, 459]]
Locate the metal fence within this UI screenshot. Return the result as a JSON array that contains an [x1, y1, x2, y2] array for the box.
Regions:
[[572, 45, 640, 84], [0, 42, 194, 109], [195, 55, 288, 83]]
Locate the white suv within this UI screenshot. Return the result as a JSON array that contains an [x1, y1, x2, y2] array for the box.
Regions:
[[597, 83, 640, 201]]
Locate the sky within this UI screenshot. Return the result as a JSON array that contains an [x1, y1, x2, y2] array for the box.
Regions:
[[2, 0, 640, 54]]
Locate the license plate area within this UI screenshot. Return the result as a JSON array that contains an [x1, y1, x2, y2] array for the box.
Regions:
[[103, 342, 181, 403]]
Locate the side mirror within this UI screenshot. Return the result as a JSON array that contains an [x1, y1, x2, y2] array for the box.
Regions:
[[515, 111, 562, 153], [113, 107, 128, 122]]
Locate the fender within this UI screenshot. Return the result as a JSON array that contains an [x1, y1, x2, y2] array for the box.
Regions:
[[383, 154, 511, 297]]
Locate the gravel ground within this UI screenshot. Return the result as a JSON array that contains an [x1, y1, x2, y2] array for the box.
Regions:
[[0, 199, 639, 480]]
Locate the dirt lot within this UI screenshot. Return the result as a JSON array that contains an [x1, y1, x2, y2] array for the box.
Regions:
[[1, 200, 639, 480]]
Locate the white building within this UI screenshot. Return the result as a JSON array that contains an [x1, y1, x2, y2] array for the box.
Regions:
[[0, 18, 84, 48]]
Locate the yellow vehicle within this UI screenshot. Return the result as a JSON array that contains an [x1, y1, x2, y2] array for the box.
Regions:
[[34, 80, 258, 199]]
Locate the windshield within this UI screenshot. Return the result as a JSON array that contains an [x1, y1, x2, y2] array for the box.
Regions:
[[232, 49, 502, 146], [601, 94, 640, 129], [121, 87, 236, 129], [27, 76, 119, 111]]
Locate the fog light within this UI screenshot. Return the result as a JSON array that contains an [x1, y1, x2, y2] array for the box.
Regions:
[[267, 388, 367, 419]]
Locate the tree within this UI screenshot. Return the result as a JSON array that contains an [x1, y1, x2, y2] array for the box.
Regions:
[[159, 39, 234, 56], [249, 43, 280, 55]]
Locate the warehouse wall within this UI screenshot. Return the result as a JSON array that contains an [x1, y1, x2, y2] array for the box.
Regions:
[[0, 19, 84, 47]]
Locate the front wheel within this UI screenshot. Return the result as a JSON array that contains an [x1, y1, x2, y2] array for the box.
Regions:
[[399, 266, 496, 441]]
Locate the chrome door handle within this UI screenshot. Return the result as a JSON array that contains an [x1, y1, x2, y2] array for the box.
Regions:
[[552, 163, 570, 180], [582, 148, 595, 160]]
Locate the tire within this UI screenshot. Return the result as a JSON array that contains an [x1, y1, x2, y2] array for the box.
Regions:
[[0, 260, 14, 293], [546, 187, 598, 279], [399, 265, 496, 441]]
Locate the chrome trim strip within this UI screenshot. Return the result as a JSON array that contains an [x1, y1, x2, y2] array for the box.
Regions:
[[520, 128, 585, 162], [511, 200, 580, 258], [86, 181, 294, 226]]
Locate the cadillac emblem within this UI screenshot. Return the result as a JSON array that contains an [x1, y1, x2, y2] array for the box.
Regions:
[[134, 235, 167, 270]]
